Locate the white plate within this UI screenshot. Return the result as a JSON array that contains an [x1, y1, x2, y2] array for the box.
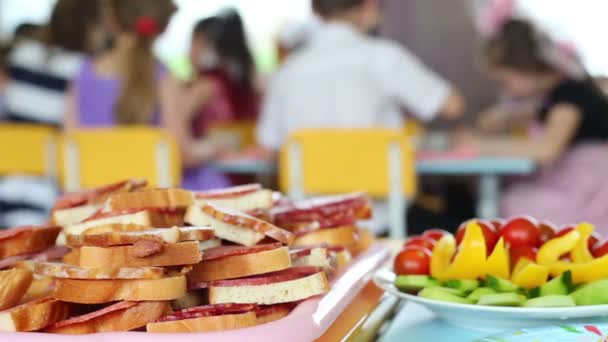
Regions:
[[373, 268, 608, 333]]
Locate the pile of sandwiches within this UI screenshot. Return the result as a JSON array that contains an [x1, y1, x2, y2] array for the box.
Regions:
[[0, 180, 374, 334]]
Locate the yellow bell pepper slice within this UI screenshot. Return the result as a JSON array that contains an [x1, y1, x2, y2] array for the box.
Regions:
[[570, 222, 595, 263], [549, 254, 608, 284], [443, 222, 487, 280], [430, 234, 456, 281], [511, 260, 549, 289], [485, 237, 510, 280], [537, 230, 580, 265], [512, 258, 531, 277]]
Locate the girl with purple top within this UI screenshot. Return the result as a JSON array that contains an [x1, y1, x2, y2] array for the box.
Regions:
[[64, 0, 230, 191]]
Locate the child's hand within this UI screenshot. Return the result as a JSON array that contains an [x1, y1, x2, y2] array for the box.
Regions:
[[477, 107, 508, 133]]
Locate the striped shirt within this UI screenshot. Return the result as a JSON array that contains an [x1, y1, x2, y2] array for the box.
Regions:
[[4, 40, 84, 126]]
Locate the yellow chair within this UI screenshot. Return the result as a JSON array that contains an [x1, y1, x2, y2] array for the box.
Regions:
[[0, 124, 58, 178], [207, 120, 256, 150], [60, 127, 181, 191], [280, 128, 416, 238]]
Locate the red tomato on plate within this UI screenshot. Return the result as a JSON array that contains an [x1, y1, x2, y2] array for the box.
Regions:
[[456, 220, 498, 253], [422, 229, 450, 242], [393, 246, 432, 275], [593, 241, 608, 258], [538, 221, 557, 243], [500, 216, 541, 248], [509, 245, 538, 268], [490, 219, 505, 231], [404, 236, 436, 251]]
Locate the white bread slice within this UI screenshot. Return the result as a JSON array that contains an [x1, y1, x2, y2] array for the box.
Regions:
[[291, 248, 332, 270], [46, 301, 169, 334], [196, 189, 273, 211], [0, 297, 69, 332], [334, 250, 352, 268], [199, 239, 222, 251], [33, 262, 165, 280], [189, 247, 292, 283], [0, 225, 62, 259], [185, 206, 264, 246], [66, 226, 214, 247], [65, 209, 185, 236], [147, 312, 257, 333], [53, 275, 186, 304], [79, 241, 202, 268], [52, 204, 101, 226], [19, 276, 54, 304], [293, 226, 358, 249], [0, 269, 33, 311], [108, 188, 194, 211], [209, 271, 329, 305]]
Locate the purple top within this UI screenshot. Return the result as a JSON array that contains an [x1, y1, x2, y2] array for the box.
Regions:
[[74, 59, 230, 190]]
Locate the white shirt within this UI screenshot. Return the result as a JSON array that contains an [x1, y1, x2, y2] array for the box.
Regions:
[[257, 22, 451, 150]]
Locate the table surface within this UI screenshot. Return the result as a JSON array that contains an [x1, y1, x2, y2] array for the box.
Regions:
[[379, 302, 491, 342], [210, 155, 535, 176]]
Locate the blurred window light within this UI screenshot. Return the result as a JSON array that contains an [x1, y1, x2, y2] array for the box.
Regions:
[[1, 0, 312, 75], [518, 0, 608, 76]]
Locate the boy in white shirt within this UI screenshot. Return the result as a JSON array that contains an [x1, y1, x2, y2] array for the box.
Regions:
[[257, 0, 465, 150]]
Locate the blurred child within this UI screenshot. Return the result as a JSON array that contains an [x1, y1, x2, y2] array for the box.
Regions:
[[65, 0, 230, 190], [460, 19, 608, 230], [256, 0, 464, 152], [5, 0, 102, 126], [186, 9, 260, 139]]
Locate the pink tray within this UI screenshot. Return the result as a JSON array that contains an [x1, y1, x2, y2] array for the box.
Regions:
[[1, 244, 390, 342]]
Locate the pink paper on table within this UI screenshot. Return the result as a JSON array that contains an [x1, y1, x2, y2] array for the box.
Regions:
[[1, 244, 390, 342]]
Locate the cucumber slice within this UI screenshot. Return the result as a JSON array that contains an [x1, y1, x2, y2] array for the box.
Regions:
[[571, 279, 608, 305], [445, 279, 480, 293], [395, 275, 440, 292], [419, 287, 473, 304], [524, 295, 575, 308], [535, 271, 572, 297], [477, 292, 527, 306], [467, 287, 497, 303], [486, 275, 520, 293]]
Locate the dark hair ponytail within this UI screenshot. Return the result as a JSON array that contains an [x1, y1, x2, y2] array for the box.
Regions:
[[194, 8, 255, 92], [483, 19, 555, 73]]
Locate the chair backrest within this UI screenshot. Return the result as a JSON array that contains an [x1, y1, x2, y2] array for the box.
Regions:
[[279, 128, 416, 199], [207, 120, 256, 150], [0, 124, 58, 178], [60, 127, 181, 190]]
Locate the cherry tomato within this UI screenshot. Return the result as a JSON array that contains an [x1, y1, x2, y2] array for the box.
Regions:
[[393, 246, 432, 275], [538, 221, 557, 243], [556, 226, 599, 250], [422, 229, 450, 242], [490, 219, 505, 231], [500, 216, 541, 248], [404, 236, 436, 251], [593, 241, 608, 258], [509, 245, 538, 268], [456, 220, 498, 254]]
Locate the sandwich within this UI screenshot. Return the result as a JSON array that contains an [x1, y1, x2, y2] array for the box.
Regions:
[[188, 243, 292, 284], [0, 225, 67, 270], [195, 184, 273, 212], [272, 193, 373, 254], [207, 266, 329, 305], [0, 297, 70, 332], [64, 209, 186, 237], [52, 179, 147, 226], [65, 226, 214, 248], [0, 269, 33, 311], [78, 241, 202, 268], [45, 301, 170, 334], [146, 303, 258, 333], [107, 188, 194, 211], [185, 203, 294, 247]]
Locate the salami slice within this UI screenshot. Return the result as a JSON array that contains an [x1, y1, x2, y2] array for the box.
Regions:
[[272, 193, 372, 223], [195, 184, 262, 199], [46, 301, 138, 329], [154, 303, 256, 323], [201, 243, 283, 261], [209, 267, 323, 287]]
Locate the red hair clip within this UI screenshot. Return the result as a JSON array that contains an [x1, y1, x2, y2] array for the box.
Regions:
[[135, 16, 159, 38]]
